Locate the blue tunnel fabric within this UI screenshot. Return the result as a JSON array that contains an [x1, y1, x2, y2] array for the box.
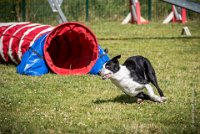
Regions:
[[89, 46, 110, 75], [16, 34, 49, 76], [2, 22, 110, 76], [16, 33, 109, 76]]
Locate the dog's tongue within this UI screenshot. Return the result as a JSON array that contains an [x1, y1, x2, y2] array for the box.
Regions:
[[102, 74, 110, 80]]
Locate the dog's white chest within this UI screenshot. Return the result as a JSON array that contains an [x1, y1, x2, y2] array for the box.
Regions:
[[111, 79, 143, 96], [111, 66, 144, 96]]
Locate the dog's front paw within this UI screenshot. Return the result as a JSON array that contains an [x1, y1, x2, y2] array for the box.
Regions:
[[137, 98, 143, 104], [161, 97, 167, 102], [152, 96, 164, 103], [157, 97, 167, 103], [157, 97, 164, 103]]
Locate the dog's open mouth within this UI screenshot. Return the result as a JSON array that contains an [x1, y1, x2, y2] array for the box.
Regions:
[[102, 73, 112, 80]]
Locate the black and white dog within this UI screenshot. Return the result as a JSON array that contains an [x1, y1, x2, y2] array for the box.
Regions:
[[99, 55, 166, 103]]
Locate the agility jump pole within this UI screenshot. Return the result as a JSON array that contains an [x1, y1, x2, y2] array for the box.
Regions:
[[122, 0, 148, 25]]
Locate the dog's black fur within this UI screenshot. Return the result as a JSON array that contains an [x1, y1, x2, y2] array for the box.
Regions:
[[100, 55, 166, 103], [124, 56, 164, 96]]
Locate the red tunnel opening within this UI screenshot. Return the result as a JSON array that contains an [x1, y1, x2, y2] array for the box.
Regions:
[[44, 22, 98, 75]]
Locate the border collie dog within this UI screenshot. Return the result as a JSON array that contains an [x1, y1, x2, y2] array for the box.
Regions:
[[99, 55, 166, 103]]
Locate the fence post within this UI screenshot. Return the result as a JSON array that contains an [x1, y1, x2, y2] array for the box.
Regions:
[[86, 0, 89, 21], [21, 0, 26, 21], [148, 0, 152, 21]]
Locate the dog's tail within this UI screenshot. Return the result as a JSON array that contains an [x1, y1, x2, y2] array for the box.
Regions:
[[144, 58, 164, 97]]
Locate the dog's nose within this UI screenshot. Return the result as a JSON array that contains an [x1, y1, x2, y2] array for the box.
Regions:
[[98, 70, 102, 76]]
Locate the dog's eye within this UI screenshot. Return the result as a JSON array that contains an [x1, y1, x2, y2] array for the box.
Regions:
[[105, 65, 109, 68]]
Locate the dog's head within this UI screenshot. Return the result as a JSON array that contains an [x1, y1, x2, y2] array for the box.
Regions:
[[99, 55, 121, 80]]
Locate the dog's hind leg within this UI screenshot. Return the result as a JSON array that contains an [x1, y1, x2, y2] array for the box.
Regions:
[[146, 70, 167, 102], [144, 59, 165, 97], [145, 84, 163, 103], [147, 72, 164, 97]]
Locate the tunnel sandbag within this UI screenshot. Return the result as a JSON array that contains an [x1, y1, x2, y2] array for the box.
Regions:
[[89, 46, 110, 75], [44, 22, 98, 75]]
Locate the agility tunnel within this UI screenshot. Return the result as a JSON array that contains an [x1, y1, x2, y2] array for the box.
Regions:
[[0, 22, 109, 76]]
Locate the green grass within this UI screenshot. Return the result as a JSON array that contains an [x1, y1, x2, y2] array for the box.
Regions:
[[0, 22, 200, 134]]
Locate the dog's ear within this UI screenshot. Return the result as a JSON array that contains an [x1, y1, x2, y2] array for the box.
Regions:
[[113, 55, 121, 60], [111, 55, 121, 63], [104, 48, 108, 54]]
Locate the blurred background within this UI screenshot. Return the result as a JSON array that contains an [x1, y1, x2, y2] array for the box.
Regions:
[[0, 0, 200, 25]]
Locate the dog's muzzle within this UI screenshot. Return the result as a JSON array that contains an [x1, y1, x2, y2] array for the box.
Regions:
[[99, 71, 112, 80]]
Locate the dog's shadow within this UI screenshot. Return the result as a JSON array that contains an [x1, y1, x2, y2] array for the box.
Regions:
[[93, 94, 138, 104]]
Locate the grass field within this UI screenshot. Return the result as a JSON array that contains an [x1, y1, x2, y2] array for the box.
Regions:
[[0, 22, 200, 134]]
